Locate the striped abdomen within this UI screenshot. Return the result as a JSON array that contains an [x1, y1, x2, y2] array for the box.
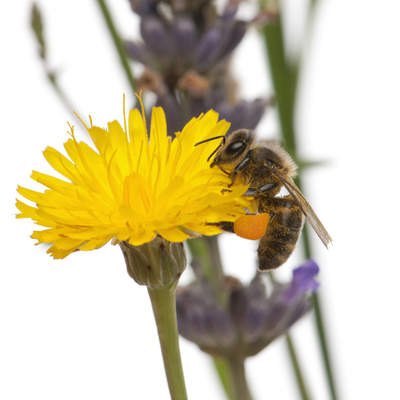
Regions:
[[257, 196, 304, 270]]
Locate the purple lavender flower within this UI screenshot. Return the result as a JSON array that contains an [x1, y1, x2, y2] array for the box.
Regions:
[[176, 260, 320, 358], [124, 0, 269, 136], [126, 12, 248, 77], [216, 99, 269, 134], [176, 279, 236, 356], [282, 259, 320, 303]]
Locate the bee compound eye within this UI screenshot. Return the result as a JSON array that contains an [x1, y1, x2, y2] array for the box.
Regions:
[[226, 141, 245, 154]]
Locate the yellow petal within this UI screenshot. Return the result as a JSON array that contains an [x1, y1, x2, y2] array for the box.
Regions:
[[16, 100, 254, 259], [157, 228, 189, 242], [127, 228, 156, 246]]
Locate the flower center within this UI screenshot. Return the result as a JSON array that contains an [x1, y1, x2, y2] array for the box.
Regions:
[[123, 172, 152, 215]]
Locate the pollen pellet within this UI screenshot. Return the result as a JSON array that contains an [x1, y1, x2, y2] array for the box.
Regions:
[[234, 213, 270, 240]]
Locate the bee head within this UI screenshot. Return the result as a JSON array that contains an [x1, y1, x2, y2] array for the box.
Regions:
[[209, 129, 256, 168]]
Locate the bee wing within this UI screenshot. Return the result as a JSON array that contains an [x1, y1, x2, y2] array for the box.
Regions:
[[271, 166, 333, 248]]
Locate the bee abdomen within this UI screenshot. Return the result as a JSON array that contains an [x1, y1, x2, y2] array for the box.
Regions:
[[257, 206, 304, 271]]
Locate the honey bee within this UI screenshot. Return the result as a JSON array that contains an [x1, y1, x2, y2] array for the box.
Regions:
[[195, 129, 332, 270]]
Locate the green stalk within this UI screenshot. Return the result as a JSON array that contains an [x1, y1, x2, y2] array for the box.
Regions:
[[263, 14, 298, 154], [186, 237, 225, 304], [262, 9, 339, 400], [213, 358, 235, 400], [95, 0, 136, 96], [227, 357, 253, 400], [147, 286, 188, 400], [311, 292, 338, 400], [269, 272, 311, 400], [30, 4, 83, 123], [186, 237, 235, 400], [47, 75, 82, 118], [286, 334, 311, 400]]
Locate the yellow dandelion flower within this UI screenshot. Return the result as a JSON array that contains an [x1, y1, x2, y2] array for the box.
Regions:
[[16, 99, 252, 259]]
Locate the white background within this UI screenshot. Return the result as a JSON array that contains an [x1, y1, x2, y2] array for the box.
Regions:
[[2, 0, 400, 399]]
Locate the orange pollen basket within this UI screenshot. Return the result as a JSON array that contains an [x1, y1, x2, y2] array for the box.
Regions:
[[234, 213, 270, 240]]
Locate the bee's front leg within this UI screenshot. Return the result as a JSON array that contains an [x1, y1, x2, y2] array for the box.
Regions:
[[228, 151, 252, 188], [228, 173, 237, 188], [205, 221, 235, 233]]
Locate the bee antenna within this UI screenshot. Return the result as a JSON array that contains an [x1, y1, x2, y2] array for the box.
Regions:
[[207, 146, 221, 162], [194, 136, 225, 147]]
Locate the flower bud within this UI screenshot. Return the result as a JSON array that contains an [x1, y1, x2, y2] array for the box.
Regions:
[[155, 92, 182, 137], [194, 24, 225, 70], [216, 98, 269, 135], [140, 15, 172, 65], [172, 17, 197, 62], [217, 20, 247, 61], [125, 40, 152, 66], [120, 238, 187, 289], [282, 259, 320, 303]]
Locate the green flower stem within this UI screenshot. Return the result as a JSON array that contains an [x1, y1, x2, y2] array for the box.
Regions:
[[263, 14, 298, 155], [269, 272, 310, 400], [262, 10, 339, 400], [95, 0, 136, 97], [147, 286, 188, 400], [30, 4, 83, 124], [203, 236, 225, 288], [311, 292, 338, 400], [48, 76, 82, 118], [227, 357, 253, 400], [213, 358, 235, 400], [186, 237, 224, 302], [286, 334, 311, 400], [187, 237, 237, 400]]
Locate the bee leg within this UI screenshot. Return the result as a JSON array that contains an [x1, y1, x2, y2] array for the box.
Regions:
[[243, 183, 277, 196], [205, 221, 235, 233], [228, 153, 252, 188], [257, 196, 304, 271]]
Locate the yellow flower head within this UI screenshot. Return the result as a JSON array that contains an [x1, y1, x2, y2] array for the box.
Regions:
[[16, 99, 252, 259]]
